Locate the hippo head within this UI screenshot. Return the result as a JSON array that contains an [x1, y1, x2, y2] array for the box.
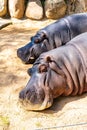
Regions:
[[19, 56, 67, 111], [17, 31, 49, 64]]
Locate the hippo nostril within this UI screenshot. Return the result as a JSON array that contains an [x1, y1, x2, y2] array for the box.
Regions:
[[25, 90, 32, 98], [19, 90, 25, 100], [25, 90, 31, 96]]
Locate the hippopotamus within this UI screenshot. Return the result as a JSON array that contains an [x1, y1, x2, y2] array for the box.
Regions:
[[17, 13, 87, 64], [19, 32, 87, 111]]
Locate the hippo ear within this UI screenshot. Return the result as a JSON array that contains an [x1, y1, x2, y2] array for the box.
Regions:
[[38, 64, 48, 73], [46, 56, 52, 63]]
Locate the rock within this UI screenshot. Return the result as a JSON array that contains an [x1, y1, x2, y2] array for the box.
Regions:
[[45, 0, 67, 19], [75, 0, 86, 13], [65, 0, 86, 15], [25, 0, 43, 20], [84, 0, 87, 11], [0, 18, 12, 29], [8, 0, 25, 19], [0, 0, 7, 17]]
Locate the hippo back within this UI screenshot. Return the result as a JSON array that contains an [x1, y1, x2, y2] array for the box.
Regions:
[[66, 32, 87, 94], [67, 32, 87, 68], [66, 13, 87, 38]]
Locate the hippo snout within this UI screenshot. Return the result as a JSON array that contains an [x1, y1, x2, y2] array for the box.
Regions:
[[17, 47, 27, 63], [19, 86, 49, 110], [19, 85, 53, 111], [17, 48, 23, 58], [19, 89, 35, 104], [19, 88, 44, 103], [17, 47, 35, 64]]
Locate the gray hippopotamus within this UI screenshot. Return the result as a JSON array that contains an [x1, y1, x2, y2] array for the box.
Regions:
[[17, 13, 87, 64], [19, 32, 87, 111]]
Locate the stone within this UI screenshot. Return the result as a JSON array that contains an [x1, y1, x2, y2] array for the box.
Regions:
[[65, 0, 86, 15], [25, 0, 43, 20], [44, 0, 67, 19], [0, 0, 7, 17], [84, 0, 87, 11], [75, 0, 86, 13], [8, 0, 25, 19], [0, 18, 12, 29]]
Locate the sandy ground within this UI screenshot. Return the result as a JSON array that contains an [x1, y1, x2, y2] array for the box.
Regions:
[[0, 20, 87, 130]]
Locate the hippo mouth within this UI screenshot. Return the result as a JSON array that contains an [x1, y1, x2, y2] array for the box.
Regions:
[[17, 47, 35, 64], [22, 56, 35, 64], [17, 51, 35, 64], [19, 97, 53, 111], [19, 88, 53, 111]]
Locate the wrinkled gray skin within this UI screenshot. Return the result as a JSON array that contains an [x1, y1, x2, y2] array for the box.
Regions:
[[17, 13, 87, 64], [19, 32, 87, 111]]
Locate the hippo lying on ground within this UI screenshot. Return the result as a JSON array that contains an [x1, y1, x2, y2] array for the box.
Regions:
[[17, 13, 87, 64], [19, 32, 87, 111]]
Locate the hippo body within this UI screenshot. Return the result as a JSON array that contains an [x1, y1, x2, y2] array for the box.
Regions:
[[17, 13, 87, 64], [19, 32, 87, 111]]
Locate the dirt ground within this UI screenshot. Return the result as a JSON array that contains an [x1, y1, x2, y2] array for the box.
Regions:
[[0, 19, 87, 130]]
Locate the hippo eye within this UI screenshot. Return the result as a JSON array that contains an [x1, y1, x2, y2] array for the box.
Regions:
[[38, 64, 48, 73], [34, 39, 39, 43]]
